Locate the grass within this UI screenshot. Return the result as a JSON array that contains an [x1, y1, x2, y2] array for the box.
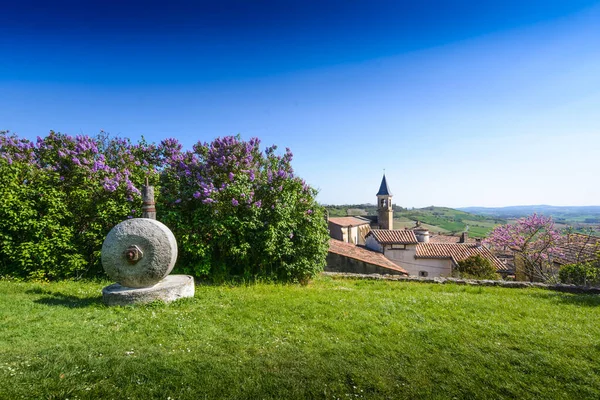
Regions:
[[2, 276, 600, 399]]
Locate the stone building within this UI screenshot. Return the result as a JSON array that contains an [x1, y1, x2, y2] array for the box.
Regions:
[[326, 173, 507, 278], [365, 228, 507, 278], [326, 239, 408, 276], [328, 216, 372, 245], [376, 174, 394, 230]]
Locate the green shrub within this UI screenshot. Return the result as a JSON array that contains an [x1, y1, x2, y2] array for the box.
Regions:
[[454, 254, 499, 280], [159, 136, 329, 283], [559, 263, 600, 286], [0, 131, 158, 279], [0, 131, 328, 283]]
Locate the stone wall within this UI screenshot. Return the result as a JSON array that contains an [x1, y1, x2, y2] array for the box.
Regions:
[[322, 272, 600, 294]]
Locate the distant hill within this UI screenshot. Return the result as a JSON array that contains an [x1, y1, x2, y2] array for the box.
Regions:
[[396, 206, 505, 237], [325, 204, 405, 217], [459, 205, 600, 224], [325, 204, 600, 236], [324, 205, 505, 238]]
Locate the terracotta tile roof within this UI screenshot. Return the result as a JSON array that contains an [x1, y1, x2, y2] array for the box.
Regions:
[[328, 217, 371, 227], [366, 229, 418, 244], [328, 239, 408, 275], [545, 233, 600, 265], [562, 233, 600, 246], [553, 242, 600, 265], [415, 243, 508, 272]]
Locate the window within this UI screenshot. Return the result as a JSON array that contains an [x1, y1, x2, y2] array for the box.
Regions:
[[419, 271, 428, 277]]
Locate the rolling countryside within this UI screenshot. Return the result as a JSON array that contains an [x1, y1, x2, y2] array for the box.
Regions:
[[326, 205, 600, 238]]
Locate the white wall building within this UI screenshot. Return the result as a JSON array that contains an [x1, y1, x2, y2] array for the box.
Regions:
[[366, 229, 507, 278]]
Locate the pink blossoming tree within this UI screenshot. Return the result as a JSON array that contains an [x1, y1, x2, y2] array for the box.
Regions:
[[485, 213, 563, 282]]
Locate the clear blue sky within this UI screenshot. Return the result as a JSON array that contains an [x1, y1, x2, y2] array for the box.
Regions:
[[2, 1, 599, 208]]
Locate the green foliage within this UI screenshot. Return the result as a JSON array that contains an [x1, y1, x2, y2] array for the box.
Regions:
[[454, 254, 499, 280], [0, 158, 86, 280], [159, 136, 329, 283], [0, 131, 153, 280], [559, 263, 600, 286], [0, 131, 327, 283]]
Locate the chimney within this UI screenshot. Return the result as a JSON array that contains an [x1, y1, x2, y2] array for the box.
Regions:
[[460, 232, 468, 243], [415, 228, 430, 243], [475, 238, 482, 248]]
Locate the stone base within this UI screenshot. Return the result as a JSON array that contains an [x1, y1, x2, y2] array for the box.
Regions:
[[102, 275, 195, 306]]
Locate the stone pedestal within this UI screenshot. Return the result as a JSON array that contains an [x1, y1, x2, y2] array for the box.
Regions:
[[102, 275, 194, 306]]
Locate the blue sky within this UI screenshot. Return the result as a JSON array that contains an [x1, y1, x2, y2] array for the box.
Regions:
[[1, 1, 599, 207]]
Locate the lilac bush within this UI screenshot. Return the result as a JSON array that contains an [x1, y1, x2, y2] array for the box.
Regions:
[[159, 135, 329, 282], [0, 131, 328, 282], [0, 130, 164, 279]]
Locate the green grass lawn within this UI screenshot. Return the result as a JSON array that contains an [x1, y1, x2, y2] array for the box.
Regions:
[[2, 276, 600, 399]]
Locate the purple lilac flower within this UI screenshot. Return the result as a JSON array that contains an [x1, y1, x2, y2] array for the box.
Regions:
[[232, 198, 239, 206]]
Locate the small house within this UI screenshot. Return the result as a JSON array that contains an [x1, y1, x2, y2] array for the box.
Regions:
[[365, 228, 507, 278], [328, 216, 372, 245]]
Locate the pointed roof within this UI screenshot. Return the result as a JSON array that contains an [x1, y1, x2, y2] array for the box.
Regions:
[[376, 174, 392, 196]]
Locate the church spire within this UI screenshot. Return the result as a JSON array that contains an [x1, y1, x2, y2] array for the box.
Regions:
[[376, 174, 392, 196], [376, 173, 393, 230]]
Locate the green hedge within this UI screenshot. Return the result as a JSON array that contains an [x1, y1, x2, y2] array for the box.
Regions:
[[0, 131, 328, 282]]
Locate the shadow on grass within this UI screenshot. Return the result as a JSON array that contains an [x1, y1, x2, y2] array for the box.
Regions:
[[29, 290, 103, 308], [528, 291, 600, 307]]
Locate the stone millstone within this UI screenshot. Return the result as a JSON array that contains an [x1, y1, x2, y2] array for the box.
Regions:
[[101, 218, 177, 288], [102, 275, 195, 306]]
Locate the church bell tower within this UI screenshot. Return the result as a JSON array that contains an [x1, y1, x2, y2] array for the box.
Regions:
[[376, 174, 393, 230]]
